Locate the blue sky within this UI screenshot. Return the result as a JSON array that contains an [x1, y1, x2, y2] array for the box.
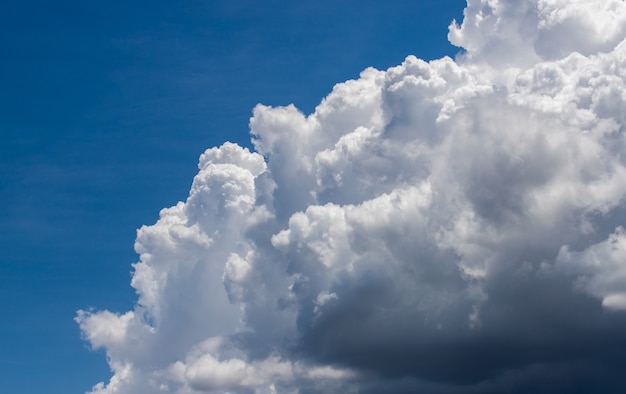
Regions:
[[1, 1, 465, 392]]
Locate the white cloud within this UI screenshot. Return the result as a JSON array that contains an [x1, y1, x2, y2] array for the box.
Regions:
[[78, 1, 626, 392], [449, 0, 626, 66], [556, 226, 626, 310]]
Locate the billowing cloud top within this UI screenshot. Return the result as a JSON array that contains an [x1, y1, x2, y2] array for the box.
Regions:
[[77, 0, 626, 393]]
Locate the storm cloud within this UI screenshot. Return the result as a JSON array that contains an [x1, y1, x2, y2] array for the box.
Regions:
[[77, 0, 626, 392]]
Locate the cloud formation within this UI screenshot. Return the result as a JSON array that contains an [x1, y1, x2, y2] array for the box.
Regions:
[[77, 0, 626, 392]]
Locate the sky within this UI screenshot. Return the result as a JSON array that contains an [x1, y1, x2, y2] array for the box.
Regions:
[[1, 1, 464, 392], [3, 0, 626, 393]]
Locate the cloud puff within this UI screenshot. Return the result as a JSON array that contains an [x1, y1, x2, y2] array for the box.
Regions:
[[77, 0, 626, 392]]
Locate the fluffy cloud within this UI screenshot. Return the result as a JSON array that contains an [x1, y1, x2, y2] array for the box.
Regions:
[[77, 0, 626, 392]]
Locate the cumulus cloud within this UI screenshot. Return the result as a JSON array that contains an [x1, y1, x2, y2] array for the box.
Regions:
[[77, 0, 626, 392]]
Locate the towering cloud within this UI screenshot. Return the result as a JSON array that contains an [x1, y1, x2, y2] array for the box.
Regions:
[[77, 0, 626, 392]]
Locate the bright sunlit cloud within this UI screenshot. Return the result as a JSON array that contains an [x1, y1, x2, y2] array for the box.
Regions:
[[77, 0, 626, 392]]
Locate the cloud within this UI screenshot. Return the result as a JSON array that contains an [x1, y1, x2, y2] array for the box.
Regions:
[[77, 0, 626, 392]]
